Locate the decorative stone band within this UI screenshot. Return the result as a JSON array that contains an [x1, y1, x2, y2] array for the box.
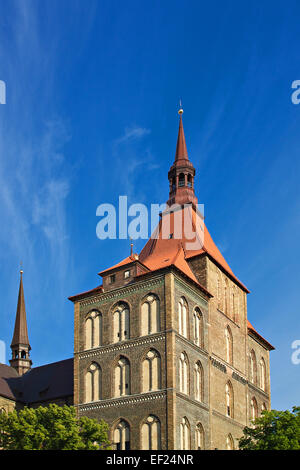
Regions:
[[176, 391, 209, 412], [78, 390, 167, 412], [80, 276, 164, 308], [210, 356, 248, 384], [79, 333, 166, 359]]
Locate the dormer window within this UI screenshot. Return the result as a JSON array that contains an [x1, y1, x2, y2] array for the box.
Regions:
[[109, 274, 116, 284], [124, 270, 130, 279]]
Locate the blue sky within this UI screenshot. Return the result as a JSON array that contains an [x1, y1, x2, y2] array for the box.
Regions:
[[0, 0, 299, 410]]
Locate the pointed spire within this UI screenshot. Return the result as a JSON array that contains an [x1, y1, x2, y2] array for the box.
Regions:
[[174, 105, 189, 164], [167, 105, 198, 207], [11, 270, 30, 348]]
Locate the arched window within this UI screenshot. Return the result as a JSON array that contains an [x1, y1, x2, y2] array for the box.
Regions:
[[187, 174, 192, 188], [180, 417, 190, 450], [225, 381, 234, 418], [85, 363, 101, 403], [231, 291, 235, 321], [193, 308, 203, 347], [85, 311, 102, 350], [114, 357, 130, 397], [142, 350, 161, 392], [225, 326, 233, 364], [171, 177, 176, 192], [114, 420, 130, 450], [113, 303, 130, 343], [260, 358, 266, 391], [235, 292, 240, 324], [194, 361, 203, 402], [250, 397, 258, 421], [141, 295, 160, 336], [178, 173, 185, 187], [179, 352, 189, 395], [224, 279, 229, 314], [226, 433, 234, 450], [195, 423, 204, 450], [250, 350, 257, 385], [261, 403, 267, 414], [178, 297, 188, 338], [141, 415, 161, 450], [217, 273, 222, 308]]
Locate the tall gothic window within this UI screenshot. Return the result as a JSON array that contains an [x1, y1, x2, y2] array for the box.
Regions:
[[231, 291, 235, 321], [141, 415, 161, 450], [85, 311, 102, 350], [114, 420, 130, 450], [193, 308, 203, 347], [142, 350, 161, 392], [225, 381, 234, 418], [180, 417, 191, 450], [179, 352, 189, 395], [195, 423, 204, 450], [85, 363, 101, 403], [260, 358, 266, 391], [224, 279, 229, 314], [178, 297, 188, 338], [114, 357, 130, 397], [250, 350, 257, 385], [261, 403, 267, 414], [194, 361, 203, 402], [217, 273, 222, 308], [250, 397, 258, 421], [141, 295, 160, 336], [113, 303, 130, 343], [226, 434, 234, 450], [225, 326, 233, 364]]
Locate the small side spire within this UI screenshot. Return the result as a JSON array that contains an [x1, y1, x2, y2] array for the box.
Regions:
[[10, 269, 32, 375]]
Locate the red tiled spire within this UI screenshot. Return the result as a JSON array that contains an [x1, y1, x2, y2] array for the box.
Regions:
[[11, 271, 30, 348]]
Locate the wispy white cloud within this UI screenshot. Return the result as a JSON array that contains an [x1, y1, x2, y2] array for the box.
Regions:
[[114, 126, 151, 145]]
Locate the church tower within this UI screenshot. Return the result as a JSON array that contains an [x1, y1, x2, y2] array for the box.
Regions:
[[9, 270, 32, 375], [70, 107, 274, 450]]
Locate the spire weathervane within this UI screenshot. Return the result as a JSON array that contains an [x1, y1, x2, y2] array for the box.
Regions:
[[178, 99, 183, 115]]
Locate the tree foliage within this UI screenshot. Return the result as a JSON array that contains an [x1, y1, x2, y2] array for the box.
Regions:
[[0, 404, 110, 450], [239, 407, 300, 450]]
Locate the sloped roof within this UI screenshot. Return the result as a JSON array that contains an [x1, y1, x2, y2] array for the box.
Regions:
[[69, 285, 103, 302], [0, 363, 19, 401], [0, 358, 73, 404], [247, 320, 275, 351], [139, 205, 249, 292], [98, 254, 147, 276]]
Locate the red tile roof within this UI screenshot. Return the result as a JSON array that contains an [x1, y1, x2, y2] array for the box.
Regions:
[[98, 254, 146, 276], [247, 320, 275, 350], [139, 205, 249, 292]]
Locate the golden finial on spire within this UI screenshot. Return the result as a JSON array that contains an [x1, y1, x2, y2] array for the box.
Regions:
[[20, 261, 23, 275], [178, 99, 183, 115]]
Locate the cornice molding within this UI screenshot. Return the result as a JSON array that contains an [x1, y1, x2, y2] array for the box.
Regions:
[[78, 333, 166, 359], [78, 390, 167, 412], [79, 276, 164, 308]]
